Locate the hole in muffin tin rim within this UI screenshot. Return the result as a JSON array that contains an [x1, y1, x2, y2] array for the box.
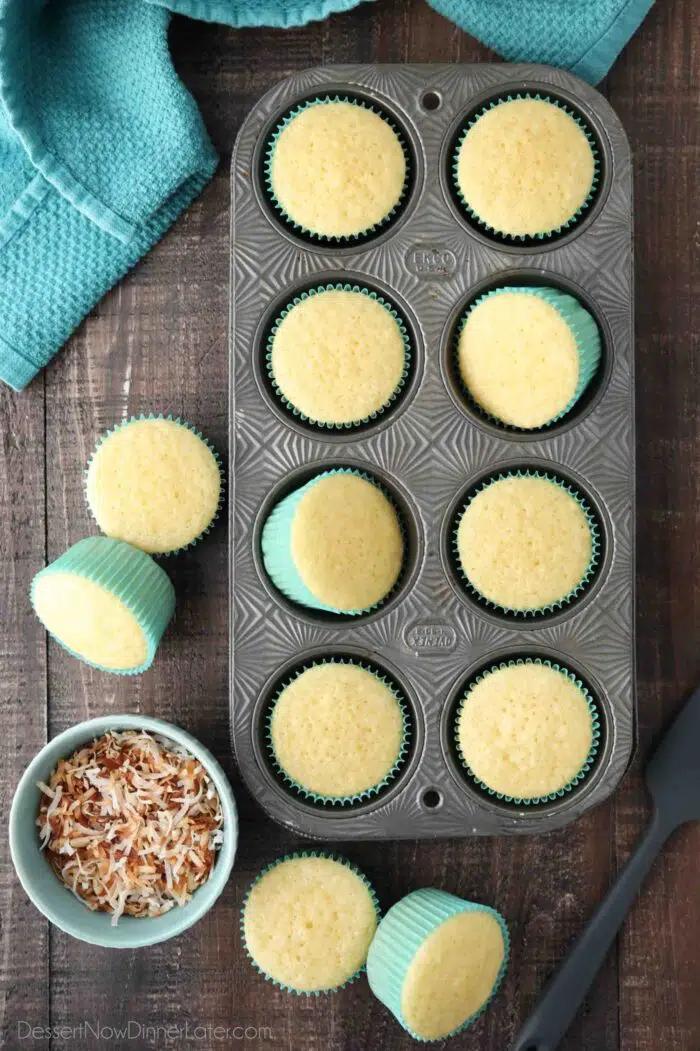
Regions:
[[252, 458, 426, 629], [439, 267, 614, 442], [251, 270, 425, 444], [439, 456, 614, 630], [250, 644, 426, 819], [439, 645, 615, 821], [251, 82, 425, 255], [439, 79, 613, 253]]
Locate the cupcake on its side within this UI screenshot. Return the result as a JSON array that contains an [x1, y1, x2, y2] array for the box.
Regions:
[[266, 98, 407, 240], [242, 853, 379, 994], [367, 888, 509, 1041], [454, 96, 597, 239], [455, 659, 599, 803], [457, 288, 601, 429], [269, 286, 409, 428], [262, 471, 404, 615], [85, 415, 222, 556], [268, 661, 407, 804], [455, 472, 598, 615]]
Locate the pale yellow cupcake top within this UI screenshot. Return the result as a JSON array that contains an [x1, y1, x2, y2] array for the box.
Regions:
[[270, 663, 405, 798], [401, 910, 507, 1040], [270, 289, 406, 426], [270, 101, 406, 238], [456, 662, 594, 799], [456, 98, 595, 236], [456, 475, 593, 611], [243, 855, 378, 992], [32, 573, 148, 671], [86, 418, 221, 555], [292, 473, 403, 611], [458, 292, 579, 428]]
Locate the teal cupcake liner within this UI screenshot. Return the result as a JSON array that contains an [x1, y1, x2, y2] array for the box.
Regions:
[[264, 94, 410, 244], [454, 657, 602, 805], [30, 536, 176, 675], [452, 93, 601, 242], [240, 851, 381, 996], [266, 657, 410, 806], [367, 888, 510, 1042], [84, 413, 224, 557], [266, 283, 412, 430], [261, 468, 406, 616], [452, 469, 602, 618], [454, 286, 602, 431]]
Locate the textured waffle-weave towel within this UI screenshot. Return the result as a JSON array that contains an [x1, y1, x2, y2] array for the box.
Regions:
[[0, 0, 653, 391]]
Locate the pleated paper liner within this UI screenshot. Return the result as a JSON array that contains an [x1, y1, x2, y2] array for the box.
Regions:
[[263, 94, 411, 245], [454, 657, 602, 807], [265, 282, 413, 432], [265, 656, 410, 808], [451, 92, 601, 246], [261, 467, 408, 617], [367, 888, 510, 1042], [453, 286, 602, 432], [85, 414, 224, 556], [451, 469, 602, 620], [240, 851, 380, 995]]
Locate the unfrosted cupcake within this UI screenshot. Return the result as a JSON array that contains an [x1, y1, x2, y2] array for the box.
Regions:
[[261, 471, 404, 615], [367, 888, 509, 1041], [268, 286, 409, 428], [266, 98, 407, 240], [457, 288, 601, 429], [30, 537, 175, 675], [455, 472, 598, 615], [86, 415, 222, 555], [454, 96, 597, 239], [268, 661, 407, 803], [242, 853, 379, 993], [455, 659, 599, 802]]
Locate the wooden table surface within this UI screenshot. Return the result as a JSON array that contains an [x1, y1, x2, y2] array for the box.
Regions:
[[1, 2, 698, 1049]]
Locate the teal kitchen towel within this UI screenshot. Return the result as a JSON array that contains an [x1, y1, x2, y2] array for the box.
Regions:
[[0, 0, 652, 391]]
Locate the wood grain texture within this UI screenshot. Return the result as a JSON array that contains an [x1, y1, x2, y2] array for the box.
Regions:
[[0, 1, 697, 1049]]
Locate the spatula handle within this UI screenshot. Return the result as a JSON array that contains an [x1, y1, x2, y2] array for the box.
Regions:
[[511, 809, 670, 1051]]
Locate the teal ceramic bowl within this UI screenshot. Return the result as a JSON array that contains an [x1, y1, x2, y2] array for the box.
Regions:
[[9, 714, 238, 948]]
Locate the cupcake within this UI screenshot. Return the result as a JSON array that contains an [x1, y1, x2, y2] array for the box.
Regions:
[[454, 96, 597, 239], [30, 537, 175, 675], [266, 97, 407, 240], [455, 659, 600, 803], [367, 888, 509, 1041], [455, 472, 599, 615], [268, 660, 408, 804], [85, 415, 222, 555], [457, 288, 601, 429], [241, 853, 379, 994], [268, 285, 409, 428], [261, 470, 404, 615]]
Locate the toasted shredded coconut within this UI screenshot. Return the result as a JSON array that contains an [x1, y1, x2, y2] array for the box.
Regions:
[[37, 730, 224, 925]]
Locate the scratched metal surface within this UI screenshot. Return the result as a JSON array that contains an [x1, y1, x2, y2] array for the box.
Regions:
[[229, 64, 634, 838]]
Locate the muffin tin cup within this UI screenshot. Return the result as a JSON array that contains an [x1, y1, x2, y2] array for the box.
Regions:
[[451, 92, 601, 244], [266, 657, 411, 807], [31, 536, 176, 675], [266, 283, 412, 430], [451, 468, 602, 619], [85, 413, 224, 557], [367, 888, 510, 1042], [454, 657, 602, 806], [264, 94, 411, 245], [454, 286, 602, 430], [240, 850, 381, 996], [260, 467, 407, 616]]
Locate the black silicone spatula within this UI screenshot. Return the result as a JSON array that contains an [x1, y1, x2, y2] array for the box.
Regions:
[[511, 682, 700, 1051]]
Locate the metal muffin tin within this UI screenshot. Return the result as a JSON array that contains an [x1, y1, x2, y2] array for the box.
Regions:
[[229, 64, 634, 838]]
